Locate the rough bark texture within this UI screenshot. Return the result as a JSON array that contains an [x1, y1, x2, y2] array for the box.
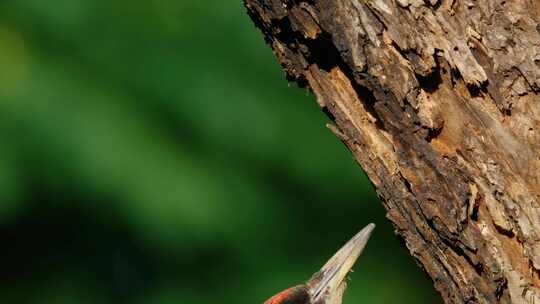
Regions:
[[244, 0, 540, 303]]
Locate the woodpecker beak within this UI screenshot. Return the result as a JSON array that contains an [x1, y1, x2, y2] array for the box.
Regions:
[[306, 223, 375, 304]]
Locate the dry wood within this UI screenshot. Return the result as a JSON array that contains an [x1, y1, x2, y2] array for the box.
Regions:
[[244, 0, 540, 302]]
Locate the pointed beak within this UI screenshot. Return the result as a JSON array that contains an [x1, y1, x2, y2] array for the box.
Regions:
[[307, 223, 375, 303]]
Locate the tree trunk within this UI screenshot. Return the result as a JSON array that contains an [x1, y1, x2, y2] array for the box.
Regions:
[[244, 0, 540, 303]]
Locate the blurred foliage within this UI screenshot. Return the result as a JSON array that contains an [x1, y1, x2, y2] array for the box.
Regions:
[[0, 1, 439, 303]]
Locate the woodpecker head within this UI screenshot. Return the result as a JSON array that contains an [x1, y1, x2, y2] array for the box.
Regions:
[[264, 223, 375, 304]]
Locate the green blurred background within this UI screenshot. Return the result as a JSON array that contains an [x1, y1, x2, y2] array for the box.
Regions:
[[0, 1, 439, 303]]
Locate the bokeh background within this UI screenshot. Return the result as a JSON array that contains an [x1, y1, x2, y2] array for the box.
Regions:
[[0, 1, 440, 303]]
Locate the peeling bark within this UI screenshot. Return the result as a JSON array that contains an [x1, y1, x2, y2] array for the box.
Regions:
[[244, 0, 540, 303]]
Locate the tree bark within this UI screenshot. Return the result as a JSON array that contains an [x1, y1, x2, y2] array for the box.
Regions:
[[244, 0, 540, 303]]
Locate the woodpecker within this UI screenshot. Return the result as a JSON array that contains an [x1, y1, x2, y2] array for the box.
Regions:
[[264, 223, 375, 304]]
